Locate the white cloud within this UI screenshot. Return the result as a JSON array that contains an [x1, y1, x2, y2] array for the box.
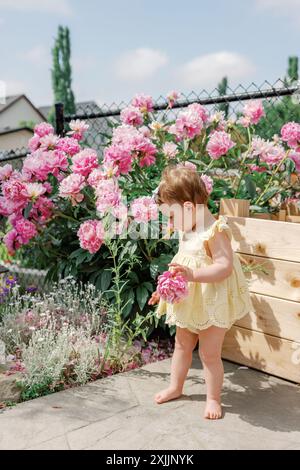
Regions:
[[180, 51, 256, 88], [255, 0, 300, 21], [0, 0, 72, 15], [4, 80, 27, 96], [22, 45, 50, 67], [115, 48, 168, 81]]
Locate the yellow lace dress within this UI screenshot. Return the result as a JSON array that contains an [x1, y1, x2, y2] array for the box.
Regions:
[[155, 215, 253, 334]]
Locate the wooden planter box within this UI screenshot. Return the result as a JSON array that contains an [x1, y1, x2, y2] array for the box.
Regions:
[[220, 201, 300, 383]]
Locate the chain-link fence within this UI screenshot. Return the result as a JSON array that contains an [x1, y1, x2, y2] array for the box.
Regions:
[[1, 78, 299, 164], [60, 78, 300, 155]]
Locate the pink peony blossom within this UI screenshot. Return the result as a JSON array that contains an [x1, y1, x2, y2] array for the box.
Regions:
[[130, 196, 158, 223], [68, 120, 89, 141], [39, 134, 59, 150], [59, 173, 86, 205], [95, 179, 122, 215], [167, 90, 180, 108], [103, 144, 133, 176], [163, 142, 178, 159], [157, 270, 189, 304], [14, 217, 38, 244], [132, 94, 154, 114], [120, 106, 144, 127], [24, 182, 47, 200], [34, 122, 54, 138], [206, 131, 235, 159], [3, 229, 20, 255], [248, 164, 266, 173], [56, 137, 81, 156], [77, 220, 105, 254], [72, 148, 99, 177], [290, 151, 300, 172], [170, 104, 204, 140], [87, 168, 106, 188], [241, 100, 265, 127], [281, 122, 300, 150], [28, 135, 41, 152], [200, 174, 213, 195], [0, 197, 15, 217], [208, 112, 227, 131], [0, 164, 13, 181], [188, 103, 209, 123], [251, 137, 286, 166], [2, 177, 29, 208], [29, 196, 54, 224]]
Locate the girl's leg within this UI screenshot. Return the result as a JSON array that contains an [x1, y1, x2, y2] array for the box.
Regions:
[[155, 326, 198, 404], [198, 326, 227, 419]]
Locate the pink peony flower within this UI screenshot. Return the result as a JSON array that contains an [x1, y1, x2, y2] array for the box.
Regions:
[[188, 103, 209, 123], [163, 142, 178, 159], [59, 173, 86, 205], [167, 90, 180, 108], [29, 196, 54, 224], [103, 144, 133, 176], [34, 122, 54, 138], [208, 112, 227, 131], [95, 179, 122, 215], [77, 220, 105, 254], [0, 197, 15, 217], [120, 106, 144, 127], [39, 134, 59, 150], [24, 182, 47, 200], [3, 229, 21, 255], [290, 151, 300, 172], [0, 164, 13, 181], [239, 100, 265, 127], [2, 177, 29, 208], [170, 104, 204, 140], [207, 131, 235, 159], [157, 270, 189, 304], [281, 122, 300, 150], [130, 196, 158, 223], [251, 137, 286, 166], [14, 217, 38, 244], [68, 120, 89, 141], [56, 137, 81, 156], [248, 164, 266, 173], [28, 135, 41, 152], [72, 149, 99, 177], [131, 94, 154, 114], [200, 174, 213, 195], [87, 168, 106, 188]]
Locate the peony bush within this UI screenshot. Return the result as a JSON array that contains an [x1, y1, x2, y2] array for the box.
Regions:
[[0, 93, 299, 327]]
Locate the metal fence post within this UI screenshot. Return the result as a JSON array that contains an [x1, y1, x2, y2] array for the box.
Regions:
[[55, 102, 65, 136]]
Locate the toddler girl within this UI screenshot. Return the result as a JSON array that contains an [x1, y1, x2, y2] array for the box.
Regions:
[[148, 165, 252, 419]]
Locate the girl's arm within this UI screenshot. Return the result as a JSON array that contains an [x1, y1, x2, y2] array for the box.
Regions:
[[169, 231, 233, 283]]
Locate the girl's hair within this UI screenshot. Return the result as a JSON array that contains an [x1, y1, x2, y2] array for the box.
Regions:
[[157, 164, 209, 206]]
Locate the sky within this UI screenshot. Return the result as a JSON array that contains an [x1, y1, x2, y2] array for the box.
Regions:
[[0, 0, 300, 109]]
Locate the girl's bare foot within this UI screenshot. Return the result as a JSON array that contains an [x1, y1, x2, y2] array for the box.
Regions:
[[204, 399, 222, 419], [155, 387, 182, 404]]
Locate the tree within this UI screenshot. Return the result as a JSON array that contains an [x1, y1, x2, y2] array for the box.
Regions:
[[217, 77, 229, 119], [48, 26, 76, 125], [255, 56, 300, 140]]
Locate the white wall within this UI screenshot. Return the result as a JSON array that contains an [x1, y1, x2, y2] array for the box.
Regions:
[[0, 97, 44, 130]]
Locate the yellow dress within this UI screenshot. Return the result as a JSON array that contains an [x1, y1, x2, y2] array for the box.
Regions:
[[155, 215, 253, 334]]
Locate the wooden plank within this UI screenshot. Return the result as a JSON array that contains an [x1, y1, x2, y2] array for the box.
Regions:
[[220, 199, 250, 217], [235, 293, 300, 342], [222, 326, 300, 383], [239, 254, 300, 302], [227, 216, 300, 262]]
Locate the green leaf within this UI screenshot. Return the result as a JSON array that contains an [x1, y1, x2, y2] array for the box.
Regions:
[[24, 202, 33, 220], [100, 269, 112, 292], [244, 175, 257, 199], [136, 285, 149, 311]]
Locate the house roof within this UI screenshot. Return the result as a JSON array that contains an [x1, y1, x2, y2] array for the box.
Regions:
[[0, 126, 33, 136], [0, 94, 47, 120], [39, 100, 102, 119]]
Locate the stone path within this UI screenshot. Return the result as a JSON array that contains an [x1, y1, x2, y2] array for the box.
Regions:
[[0, 353, 299, 450]]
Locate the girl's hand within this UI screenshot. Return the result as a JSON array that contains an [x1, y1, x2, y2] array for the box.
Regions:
[[148, 290, 160, 305], [168, 263, 195, 282]]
